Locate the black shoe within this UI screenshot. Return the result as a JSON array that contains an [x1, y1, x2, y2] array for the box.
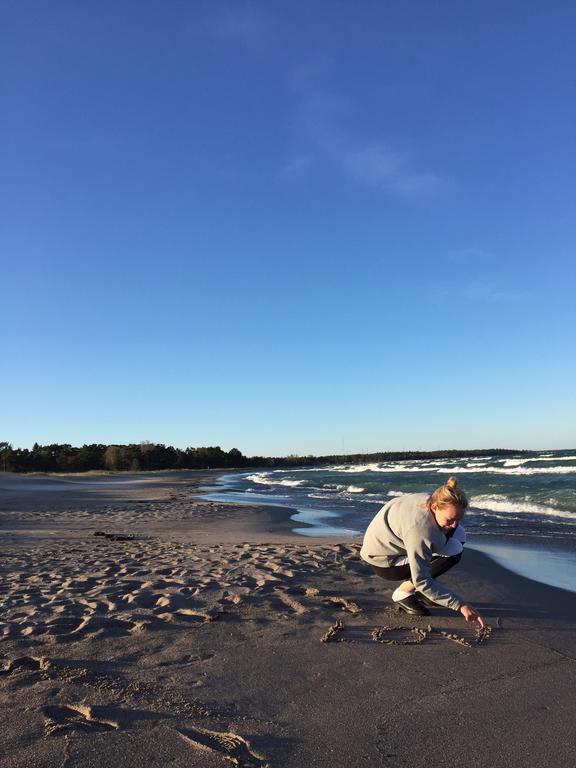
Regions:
[[416, 591, 439, 607], [395, 594, 431, 616]]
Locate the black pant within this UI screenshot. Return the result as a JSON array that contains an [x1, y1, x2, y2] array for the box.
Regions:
[[370, 553, 462, 582]]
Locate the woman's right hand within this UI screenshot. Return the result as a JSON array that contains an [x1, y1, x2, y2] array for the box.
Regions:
[[460, 603, 485, 628]]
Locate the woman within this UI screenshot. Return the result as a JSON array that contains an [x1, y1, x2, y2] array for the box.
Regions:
[[360, 477, 485, 627]]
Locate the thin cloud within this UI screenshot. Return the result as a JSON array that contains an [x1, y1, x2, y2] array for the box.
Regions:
[[342, 143, 402, 184], [389, 172, 444, 197], [210, 5, 270, 49], [286, 85, 444, 197], [447, 247, 494, 262], [280, 153, 315, 178], [428, 280, 531, 305], [462, 283, 531, 303], [294, 89, 351, 153]]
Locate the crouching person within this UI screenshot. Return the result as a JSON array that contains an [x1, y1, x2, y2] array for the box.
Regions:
[[360, 477, 484, 626]]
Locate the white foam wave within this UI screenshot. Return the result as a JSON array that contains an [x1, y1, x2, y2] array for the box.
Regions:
[[387, 490, 406, 497], [498, 455, 576, 467], [387, 466, 442, 472], [345, 485, 365, 493], [332, 464, 441, 474], [246, 456, 576, 489], [245, 473, 305, 487], [470, 494, 576, 520], [245, 473, 273, 485], [328, 463, 383, 473], [447, 465, 576, 476]]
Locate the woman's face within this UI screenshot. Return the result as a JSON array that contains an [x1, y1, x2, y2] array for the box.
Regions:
[[431, 502, 464, 532]]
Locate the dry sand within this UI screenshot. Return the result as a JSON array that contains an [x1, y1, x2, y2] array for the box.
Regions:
[[1, 470, 575, 767]]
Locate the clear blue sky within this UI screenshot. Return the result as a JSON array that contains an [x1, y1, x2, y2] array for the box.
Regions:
[[2, 2, 575, 455]]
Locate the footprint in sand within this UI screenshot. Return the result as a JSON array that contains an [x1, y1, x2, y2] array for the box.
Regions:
[[322, 596, 362, 614], [301, 586, 320, 597], [155, 608, 218, 624], [0, 655, 52, 675], [43, 616, 88, 637], [273, 589, 309, 615], [177, 726, 269, 767], [43, 704, 121, 735], [69, 614, 139, 637]]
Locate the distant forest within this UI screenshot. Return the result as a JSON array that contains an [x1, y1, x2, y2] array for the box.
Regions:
[[0, 441, 526, 474]]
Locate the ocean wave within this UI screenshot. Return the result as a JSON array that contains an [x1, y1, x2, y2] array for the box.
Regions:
[[328, 463, 384, 473], [245, 473, 305, 487], [334, 461, 444, 473], [548, 454, 576, 460], [441, 465, 576, 476], [499, 455, 576, 467], [387, 490, 406, 497], [334, 464, 442, 473], [344, 485, 365, 493], [245, 473, 272, 485], [470, 494, 576, 520]]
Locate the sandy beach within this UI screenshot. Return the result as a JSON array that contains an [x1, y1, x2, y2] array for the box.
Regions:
[[1, 471, 575, 767]]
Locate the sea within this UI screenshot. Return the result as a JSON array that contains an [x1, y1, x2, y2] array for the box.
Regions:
[[202, 449, 576, 594]]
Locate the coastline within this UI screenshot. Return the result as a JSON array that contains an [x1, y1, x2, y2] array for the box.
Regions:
[[1, 469, 575, 767], [467, 533, 576, 595], [202, 470, 576, 595]]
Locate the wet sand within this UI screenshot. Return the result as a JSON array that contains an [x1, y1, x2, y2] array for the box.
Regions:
[[1, 470, 575, 767]]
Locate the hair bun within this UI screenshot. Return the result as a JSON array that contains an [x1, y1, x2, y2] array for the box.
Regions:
[[429, 476, 468, 511]]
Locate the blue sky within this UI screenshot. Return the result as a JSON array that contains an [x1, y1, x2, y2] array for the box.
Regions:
[[1, 1, 575, 455]]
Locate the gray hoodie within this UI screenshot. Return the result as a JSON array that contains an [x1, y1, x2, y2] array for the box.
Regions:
[[360, 493, 464, 611]]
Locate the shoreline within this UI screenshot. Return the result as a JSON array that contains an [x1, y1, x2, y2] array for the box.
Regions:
[[4, 468, 574, 594], [1, 469, 576, 766], [201, 470, 576, 596], [0, 469, 338, 546], [467, 533, 576, 595], [3, 468, 574, 594]]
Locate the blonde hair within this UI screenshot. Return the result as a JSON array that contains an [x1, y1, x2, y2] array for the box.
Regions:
[[427, 476, 469, 511]]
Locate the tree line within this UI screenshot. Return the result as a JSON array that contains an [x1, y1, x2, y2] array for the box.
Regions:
[[0, 441, 525, 474]]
